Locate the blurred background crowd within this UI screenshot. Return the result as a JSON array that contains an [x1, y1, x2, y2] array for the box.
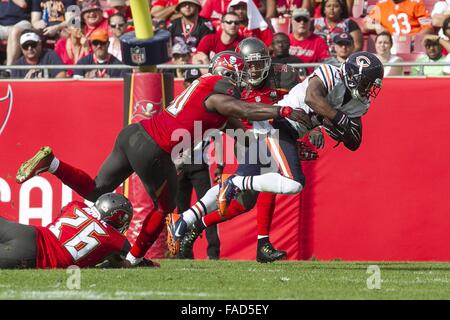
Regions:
[[1, 0, 449, 79]]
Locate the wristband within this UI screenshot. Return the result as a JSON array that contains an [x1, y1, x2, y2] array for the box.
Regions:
[[331, 110, 349, 128], [279, 106, 293, 118]]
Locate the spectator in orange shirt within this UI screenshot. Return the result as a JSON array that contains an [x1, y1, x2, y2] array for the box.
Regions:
[[364, 0, 433, 36]]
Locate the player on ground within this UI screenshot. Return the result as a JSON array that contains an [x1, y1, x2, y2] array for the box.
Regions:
[[15, 51, 312, 266], [167, 51, 384, 259], [0, 193, 139, 269]]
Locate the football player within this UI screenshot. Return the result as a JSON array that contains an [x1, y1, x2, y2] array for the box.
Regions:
[[175, 38, 324, 263], [15, 51, 312, 267], [167, 51, 384, 260], [0, 193, 138, 269]]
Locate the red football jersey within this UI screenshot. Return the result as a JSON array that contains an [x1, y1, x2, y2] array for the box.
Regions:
[[141, 74, 240, 153], [240, 64, 299, 128], [34, 201, 129, 269]]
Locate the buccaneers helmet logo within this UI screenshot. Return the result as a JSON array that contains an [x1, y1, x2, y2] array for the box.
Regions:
[[0, 85, 13, 136]]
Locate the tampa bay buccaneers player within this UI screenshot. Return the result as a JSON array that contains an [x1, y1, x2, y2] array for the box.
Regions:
[[0, 193, 135, 269], [15, 51, 312, 267], [175, 38, 324, 263], [167, 51, 384, 260]]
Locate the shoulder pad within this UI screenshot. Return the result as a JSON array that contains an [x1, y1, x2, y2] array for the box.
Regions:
[[213, 78, 241, 99]]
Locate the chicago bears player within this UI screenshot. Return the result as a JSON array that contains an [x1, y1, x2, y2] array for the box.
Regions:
[[15, 51, 312, 267], [167, 51, 384, 259], [0, 193, 134, 269], [174, 38, 324, 263]]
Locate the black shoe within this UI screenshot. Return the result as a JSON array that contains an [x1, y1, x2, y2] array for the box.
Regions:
[[256, 242, 287, 263], [136, 258, 160, 268], [177, 222, 205, 259]]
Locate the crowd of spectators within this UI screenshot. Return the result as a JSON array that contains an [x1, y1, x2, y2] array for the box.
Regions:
[[1, 0, 450, 78]]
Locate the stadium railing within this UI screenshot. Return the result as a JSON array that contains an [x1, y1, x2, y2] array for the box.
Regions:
[[1, 62, 450, 77]]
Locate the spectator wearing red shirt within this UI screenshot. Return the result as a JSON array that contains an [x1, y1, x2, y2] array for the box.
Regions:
[[151, 0, 181, 24], [192, 12, 244, 67], [228, 0, 273, 46], [81, 0, 109, 38], [104, 0, 133, 27], [288, 8, 330, 67], [54, 26, 90, 76]]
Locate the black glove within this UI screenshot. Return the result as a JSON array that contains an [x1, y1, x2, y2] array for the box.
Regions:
[[297, 141, 319, 161], [330, 110, 350, 135], [308, 128, 324, 149]]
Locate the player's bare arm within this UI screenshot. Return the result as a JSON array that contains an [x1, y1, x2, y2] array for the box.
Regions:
[[304, 76, 339, 121], [205, 93, 312, 128]]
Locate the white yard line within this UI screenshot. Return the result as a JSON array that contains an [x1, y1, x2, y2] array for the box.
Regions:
[[0, 290, 224, 300]]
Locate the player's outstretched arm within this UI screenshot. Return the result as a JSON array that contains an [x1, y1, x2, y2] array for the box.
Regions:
[[206, 94, 312, 128]]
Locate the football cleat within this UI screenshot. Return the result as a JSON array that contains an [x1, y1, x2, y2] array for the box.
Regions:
[[256, 242, 287, 263], [217, 174, 241, 216], [16, 146, 54, 184], [166, 213, 187, 256], [177, 221, 205, 259], [136, 258, 161, 268]]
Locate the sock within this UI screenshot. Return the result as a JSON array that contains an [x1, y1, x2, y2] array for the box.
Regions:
[[53, 161, 95, 198], [125, 252, 143, 266], [48, 157, 60, 173], [257, 236, 270, 247], [182, 200, 209, 228], [182, 184, 219, 228], [256, 192, 276, 237], [234, 173, 302, 194], [129, 209, 165, 258], [202, 199, 247, 227]]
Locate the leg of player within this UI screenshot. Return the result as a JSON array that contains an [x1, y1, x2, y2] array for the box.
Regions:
[[0, 217, 37, 269], [166, 184, 219, 247], [125, 135, 178, 265], [15, 125, 140, 201], [255, 192, 286, 263]]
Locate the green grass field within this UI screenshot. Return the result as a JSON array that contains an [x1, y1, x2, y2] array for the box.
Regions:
[[1, 260, 450, 299]]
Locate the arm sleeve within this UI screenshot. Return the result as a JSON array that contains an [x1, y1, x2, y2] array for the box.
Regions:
[[212, 78, 241, 99], [416, 1, 432, 27]]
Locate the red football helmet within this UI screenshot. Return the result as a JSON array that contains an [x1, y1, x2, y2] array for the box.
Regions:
[[209, 50, 247, 84]]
